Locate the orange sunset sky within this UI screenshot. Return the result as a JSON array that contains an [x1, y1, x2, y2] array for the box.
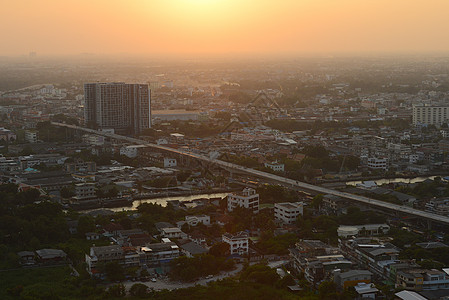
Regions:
[[1, 0, 449, 56]]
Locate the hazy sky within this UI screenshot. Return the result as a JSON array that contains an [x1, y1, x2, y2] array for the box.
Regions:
[[1, 0, 449, 56]]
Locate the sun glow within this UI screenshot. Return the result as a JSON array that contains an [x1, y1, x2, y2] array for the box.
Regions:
[[1, 0, 449, 55]]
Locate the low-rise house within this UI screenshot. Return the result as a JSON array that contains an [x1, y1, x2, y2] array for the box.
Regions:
[[120, 145, 146, 158], [161, 227, 187, 239], [356, 181, 377, 190], [36, 249, 67, 264], [397, 269, 449, 291], [367, 157, 388, 170], [354, 282, 379, 299], [73, 183, 96, 200], [334, 269, 372, 289], [179, 241, 208, 257], [322, 194, 349, 215], [185, 215, 210, 226], [425, 199, 449, 216], [128, 233, 153, 247], [290, 240, 345, 285], [25, 130, 38, 143], [17, 251, 35, 266], [188, 230, 208, 246], [85, 232, 100, 240], [395, 290, 427, 300], [274, 202, 304, 225], [155, 222, 175, 232], [103, 223, 124, 236], [303, 255, 352, 285], [0, 128, 16, 141], [371, 187, 416, 206], [340, 238, 400, 280], [416, 242, 449, 249], [337, 224, 390, 238], [140, 240, 180, 269], [222, 231, 249, 255], [264, 161, 285, 172], [337, 226, 359, 238], [122, 246, 140, 268], [227, 187, 259, 213], [163, 158, 177, 168], [86, 245, 123, 274], [65, 160, 96, 173]]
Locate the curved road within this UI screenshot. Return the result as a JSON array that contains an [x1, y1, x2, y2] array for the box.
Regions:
[[52, 122, 449, 225]]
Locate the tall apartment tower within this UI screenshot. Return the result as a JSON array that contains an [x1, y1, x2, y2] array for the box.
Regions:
[[84, 82, 151, 134], [412, 105, 449, 127]]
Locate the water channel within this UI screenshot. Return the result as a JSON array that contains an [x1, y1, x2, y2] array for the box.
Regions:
[[346, 175, 443, 186], [81, 192, 229, 213], [81, 175, 448, 213]]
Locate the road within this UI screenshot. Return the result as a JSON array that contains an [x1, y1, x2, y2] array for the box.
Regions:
[[52, 122, 449, 225]]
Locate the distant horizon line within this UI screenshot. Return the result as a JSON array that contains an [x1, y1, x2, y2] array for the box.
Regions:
[[2, 50, 449, 60]]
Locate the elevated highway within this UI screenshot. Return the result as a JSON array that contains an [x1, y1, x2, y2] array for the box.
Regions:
[[52, 122, 449, 225]]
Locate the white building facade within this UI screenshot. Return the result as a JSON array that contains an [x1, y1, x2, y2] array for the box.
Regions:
[[222, 231, 249, 255], [227, 187, 259, 213], [264, 161, 285, 172], [163, 158, 177, 168], [367, 157, 388, 170], [185, 215, 210, 226], [74, 183, 96, 200], [274, 202, 304, 224]]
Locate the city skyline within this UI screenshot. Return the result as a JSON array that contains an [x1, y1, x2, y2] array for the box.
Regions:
[[1, 0, 449, 57]]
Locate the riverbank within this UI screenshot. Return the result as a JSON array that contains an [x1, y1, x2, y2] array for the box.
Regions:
[[132, 187, 238, 200], [318, 171, 448, 185], [346, 175, 446, 186], [75, 190, 235, 213], [68, 197, 134, 211]]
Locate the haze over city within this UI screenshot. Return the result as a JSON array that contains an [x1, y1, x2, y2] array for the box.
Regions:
[[4, 1, 449, 300], [2, 0, 449, 56]]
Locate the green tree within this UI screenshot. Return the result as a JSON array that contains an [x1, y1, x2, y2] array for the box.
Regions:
[[318, 281, 338, 299], [77, 215, 95, 236], [107, 283, 126, 297], [104, 262, 125, 282], [312, 194, 323, 209], [209, 242, 230, 257], [129, 283, 149, 298], [240, 264, 280, 286], [60, 186, 75, 199]]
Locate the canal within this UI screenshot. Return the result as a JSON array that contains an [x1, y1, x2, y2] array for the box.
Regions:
[[346, 175, 442, 186], [80, 192, 229, 213]]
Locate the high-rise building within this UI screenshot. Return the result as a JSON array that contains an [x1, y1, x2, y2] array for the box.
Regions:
[[413, 105, 449, 126], [84, 82, 151, 134]]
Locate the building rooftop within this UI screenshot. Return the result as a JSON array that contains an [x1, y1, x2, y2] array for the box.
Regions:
[[354, 283, 378, 295], [223, 231, 249, 240], [180, 241, 207, 255], [91, 245, 122, 256], [275, 202, 303, 210], [36, 249, 67, 259], [162, 227, 183, 233], [142, 242, 178, 252], [338, 269, 372, 279], [395, 290, 427, 300], [416, 241, 448, 249]]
